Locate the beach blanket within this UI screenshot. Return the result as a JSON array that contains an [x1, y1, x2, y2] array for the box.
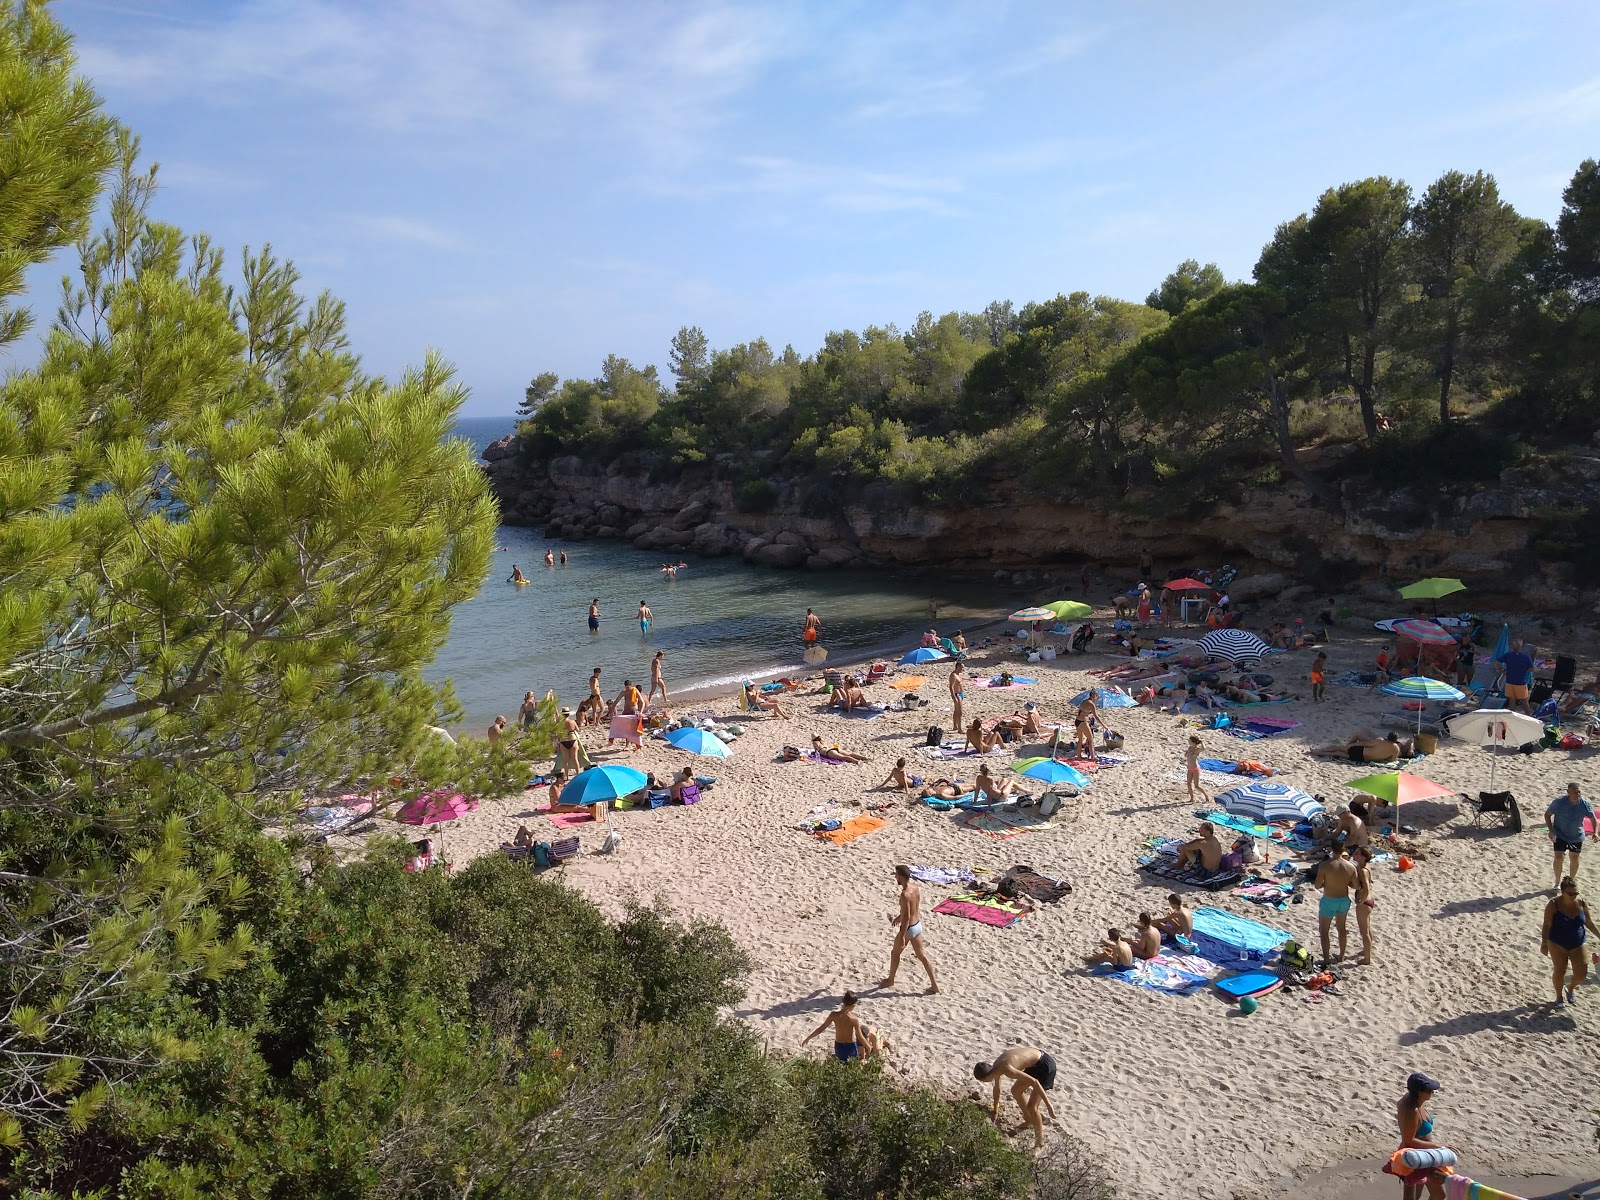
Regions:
[[1189, 906, 1291, 967], [923, 742, 1007, 760], [1097, 952, 1218, 995], [933, 892, 1029, 928], [837, 706, 887, 720], [1137, 856, 1243, 891], [970, 676, 1037, 690], [920, 792, 987, 811], [814, 814, 888, 845], [996, 865, 1072, 903], [908, 864, 979, 885], [608, 713, 644, 748], [1234, 879, 1297, 910], [1221, 717, 1302, 742], [1194, 810, 1290, 841], [1196, 757, 1275, 777], [958, 806, 1061, 840], [1165, 767, 1244, 789], [541, 808, 597, 829], [803, 752, 847, 765]]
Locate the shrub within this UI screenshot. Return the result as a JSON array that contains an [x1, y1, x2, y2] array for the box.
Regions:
[[736, 479, 779, 512]]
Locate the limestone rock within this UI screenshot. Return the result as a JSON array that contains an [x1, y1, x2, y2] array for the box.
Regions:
[[671, 499, 711, 531], [751, 542, 808, 568], [482, 434, 517, 463], [1228, 573, 1291, 603]]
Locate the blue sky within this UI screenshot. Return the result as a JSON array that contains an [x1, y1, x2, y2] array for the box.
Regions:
[[42, 0, 1600, 416]]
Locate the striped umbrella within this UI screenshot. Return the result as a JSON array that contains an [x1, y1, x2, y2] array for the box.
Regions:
[[1380, 675, 1466, 739], [1011, 757, 1091, 788], [1070, 686, 1137, 709], [1010, 606, 1055, 621], [1214, 780, 1324, 824], [1392, 618, 1456, 647], [1198, 628, 1272, 664]]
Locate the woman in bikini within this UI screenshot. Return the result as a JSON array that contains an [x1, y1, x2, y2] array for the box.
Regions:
[[964, 718, 1004, 755], [1351, 844, 1376, 965], [810, 735, 869, 764], [1390, 1073, 1451, 1200], [743, 683, 792, 718], [1073, 697, 1098, 761]]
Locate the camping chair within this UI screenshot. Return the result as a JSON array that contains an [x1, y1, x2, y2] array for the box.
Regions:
[[938, 638, 967, 660], [1469, 790, 1521, 833], [1551, 655, 1577, 694]]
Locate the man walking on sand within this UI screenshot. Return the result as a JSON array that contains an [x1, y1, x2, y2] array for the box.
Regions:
[[974, 1047, 1058, 1151], [1315, 849, 1359, 965], [648, 650, 668, 704], [882, 864, 938, 994], [1545, 782, 1595, 891]]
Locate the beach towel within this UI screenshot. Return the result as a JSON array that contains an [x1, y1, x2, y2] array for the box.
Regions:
[[908, 864, 979, 885], [970, 676, 1037, 690], [814, 814, 888, 845], [1137, 856, 1243, 891], [1196, 757, 1275, 777], [1188, 906, 1291, 967], [1194, 810, 1290, 841], [539, 806, 597, 829], [923, 742, 1007, 760], [996, 865, 1072, 903], [1220, 718, 1302, 742], [1234, 879, 1296, 909], [1444, 1175, 1527, 1200], [933, 892, 1029, 928], [608, 713, 644, 748], [958, 806, 1060, 840], [1097, 952, 1217, 995], [803, 752, 848, 766], [920, 792, 985, 811]]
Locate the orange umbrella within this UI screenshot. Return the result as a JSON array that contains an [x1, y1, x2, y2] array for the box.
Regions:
[[1165, 577, 1211, 591]]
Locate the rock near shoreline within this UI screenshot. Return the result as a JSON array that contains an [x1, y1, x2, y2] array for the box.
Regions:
[[480, 435, 1600, 613]]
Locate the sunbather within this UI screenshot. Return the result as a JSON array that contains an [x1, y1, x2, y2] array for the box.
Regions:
[[974, 764, 1017, 802], [1083, 927, 1134, 968], [810, 735, 869, 763], [668, 767, 697, 802], [1190, 683, 1222, 711], [1174, 822, 1223, 872], [1155, 893, 1192, 939], [1308, 733, 1401, 763], [994, 703, 1045, 740], [964, 718, 1005, 755], [832, 680, 868, 712], [917, 777, 966, 801], [743, 683, 792, 718], [1131, 912, 1161, 960]]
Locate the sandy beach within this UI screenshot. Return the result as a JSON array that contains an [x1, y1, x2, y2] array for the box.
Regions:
[[377, 607, 1599, 1200]]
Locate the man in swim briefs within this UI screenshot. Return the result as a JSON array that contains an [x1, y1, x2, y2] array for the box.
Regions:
[[800, 991, 869, 1063], [974, 1046, 1058, 1150], [588, 598, 600, 632], [638, 601, 652, 634], [1314, 848, 1358, 965], [882, 865, 938, 993]]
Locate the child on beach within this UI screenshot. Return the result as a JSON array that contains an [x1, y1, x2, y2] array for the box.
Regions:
[[1311, 650, 1327, 703], [1185, 736, 1208, 803]]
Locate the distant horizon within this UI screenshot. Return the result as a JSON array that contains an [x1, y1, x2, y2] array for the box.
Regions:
[[36, 1, 1600, 415]]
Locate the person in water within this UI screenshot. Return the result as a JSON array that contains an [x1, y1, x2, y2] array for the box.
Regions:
[[973, 1047, 1058, 1151], [638, 601, 652, 635], [559, 550, 567, 565], [544, 550, 554, 567], [648, 650, 668, 704], [1540, 875, 1590, 1005], [587, 598, 600, 633], [509, 564, 527, 584]]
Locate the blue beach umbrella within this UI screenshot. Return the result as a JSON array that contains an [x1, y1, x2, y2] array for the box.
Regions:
[[560, 764, 649, 807], [1214, 780, 1323, 824], [899, 647, 950, 665], [1011, 757, 1091, 788], [1070, 686, 1137, 709], [1380, 676, 1466, 739], [663, 727, 733, 758]]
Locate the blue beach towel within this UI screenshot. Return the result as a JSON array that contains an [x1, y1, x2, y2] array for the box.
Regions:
[[1188, 906, 1291, 967]]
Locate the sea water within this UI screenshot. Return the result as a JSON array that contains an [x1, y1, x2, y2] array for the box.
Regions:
[[429, 417, 1028, 729]]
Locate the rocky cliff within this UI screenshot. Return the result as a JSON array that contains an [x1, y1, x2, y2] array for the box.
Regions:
[[481, 435, 1600, 612]]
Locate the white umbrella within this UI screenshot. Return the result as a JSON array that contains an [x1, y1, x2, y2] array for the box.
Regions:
[[1443, 708, 1544, 792]]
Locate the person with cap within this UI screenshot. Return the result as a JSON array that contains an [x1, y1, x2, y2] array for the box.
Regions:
[[556, 706, 580, 775], [1385, 1072, 1453, 1200], [973, 1046, 1058, 1150]]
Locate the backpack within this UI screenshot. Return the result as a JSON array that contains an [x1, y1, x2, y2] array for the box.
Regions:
[[1279, 940, 1313, 970], [1038, 793, 1062, 818], [533, 842, 552, 870], [925, 726, 944, 747]]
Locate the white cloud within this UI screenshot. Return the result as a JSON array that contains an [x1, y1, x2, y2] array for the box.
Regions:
[[354, 215, 465, 250]]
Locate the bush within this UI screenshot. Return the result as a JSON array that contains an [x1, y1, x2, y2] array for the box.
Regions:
[[736, 479, 779, 512], [1339, 422, 1521, 489]]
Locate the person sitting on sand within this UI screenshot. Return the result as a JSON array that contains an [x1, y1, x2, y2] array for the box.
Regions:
[[974, 763, 1017, 802], [1131, 912, 1161, 960], [1174, 822, 1224, 872], [879, 758, 913, 796], [743, 682, 792, 719], [668, 767, 697, 802], [965, 718, 1005, 755], [1329, 800, 1371, 854], [1155, 893, 1192, 940], [831, 679, 867, 712], [544, 772, 607, 821], [993, 702, 1044, 740], [1083, 927, 1135, 968], [810, 735, 869, 764], [953, 630, 968, 652], [974, 1047, 1058, 1151]]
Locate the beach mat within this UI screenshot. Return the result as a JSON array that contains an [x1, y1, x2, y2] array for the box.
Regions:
[[540, 808, 597, 829], [957, 806, 1061, 840], [933, 892, 1028, 928], [1189, 906, 1291, 967], [1097, 952, 1218, 996], [1196, 757, 1275, 777], [970, 676, 1037, 690], [996, 864, 1072, 903], [1137, 855, 1243, 891], [1193, 810, 1291, 841], [814, 814, 888, 845], [924, 742, 1008, 760]]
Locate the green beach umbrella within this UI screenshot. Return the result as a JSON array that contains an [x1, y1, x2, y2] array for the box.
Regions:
[[1346, 770, 1455, 815], [1399, 577, 1466, 601], [1044, 600, 1094, 620]]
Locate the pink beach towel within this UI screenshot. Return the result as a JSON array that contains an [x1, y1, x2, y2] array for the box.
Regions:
[[608, 714, 643, 748], [533, 803, 597, 829], [933, 896, 1027, 928]]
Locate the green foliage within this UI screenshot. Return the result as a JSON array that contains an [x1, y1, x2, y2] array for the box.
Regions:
[[735, 478, 779, 513], [1339, 421, 1520, 490], [1145, 259, 1226, 315]]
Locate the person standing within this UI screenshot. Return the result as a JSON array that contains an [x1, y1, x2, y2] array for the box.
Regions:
[[800, 991, 868, 1063], [486, 715, 508, 746], [559, 550, 567, 565], [973, 1047, 1058, 1151], [927, 597, 940, 621], [638, 600, 653, 635], [1540, 876, 1590, 1005], [1351, 844, 1377, 966], [1184, 736, 1208, 804], [1497, 637, 1534, 714], [648, 650, 668, 704], [1388, 1073, 1452, 1200], [517, 690, 540, 731], [543, 550, 554, 567], [948, 659, 966, 731], [587, 597, 601, 634], [1544, 782, 1595, 891], [1310, 650, 1327, 703], [1314, 849, 1358, 966], [881, 865, 938, 994], [586, 667, 603, 722], [802, 607, 820, 644], [1455, 637, 1476, 688], [557, 707, 580, 775]]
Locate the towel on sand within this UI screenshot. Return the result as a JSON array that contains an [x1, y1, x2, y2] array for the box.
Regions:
[[970, 676, 1037, 690], [1137, 855, 1243, 891], [908, 864, 979, 885], [958, 807, 1060, 840], [995, 864, 1072, 903], [1196, 756, 1275, 777], [924, 742, 1007, 760], [814, 814, 888, 845], [1097, 952, 1218, 995], [933, 892, 1029, 928]]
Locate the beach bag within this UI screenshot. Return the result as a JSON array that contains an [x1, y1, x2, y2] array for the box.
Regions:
[[1560, 732, 1586, 750], [1103, 730, 1125, 750], [1038, 793, 1062, 818], [1279, 940, 1313, 970], [781, 745, 802, 761], [677, 784, 702, 806], [1208, 712, 1232, 729], [925, 726, 944, 747], [533, 842, 552, 870]]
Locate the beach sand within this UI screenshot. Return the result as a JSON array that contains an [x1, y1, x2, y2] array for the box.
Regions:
[[376, 613, 1599, 1200]]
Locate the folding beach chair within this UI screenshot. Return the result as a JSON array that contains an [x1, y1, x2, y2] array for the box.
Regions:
[[1470, 791, 1521, 833], [1551, 655, 1577, 694]]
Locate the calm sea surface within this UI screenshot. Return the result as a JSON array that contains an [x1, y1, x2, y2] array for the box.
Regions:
[[430, 417, 1029, 729]]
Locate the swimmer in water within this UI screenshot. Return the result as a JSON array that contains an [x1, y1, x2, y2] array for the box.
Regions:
[[544, 550, 554, 567], [509, 564, 526, 584]]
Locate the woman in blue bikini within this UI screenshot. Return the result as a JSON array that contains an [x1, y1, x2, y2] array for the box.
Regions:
[[1391, 1072, 1452, 1200]]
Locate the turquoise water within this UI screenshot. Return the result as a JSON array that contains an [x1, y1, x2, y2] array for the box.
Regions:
[[430, 418, 1026, 729]]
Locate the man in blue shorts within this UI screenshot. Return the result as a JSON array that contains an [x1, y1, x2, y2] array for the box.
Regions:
[[1545, 782, 1595, 891], [1314, 849, 1358, 966]]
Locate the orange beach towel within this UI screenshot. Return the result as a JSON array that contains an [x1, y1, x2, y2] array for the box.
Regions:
[[814, 814, 888, 845]]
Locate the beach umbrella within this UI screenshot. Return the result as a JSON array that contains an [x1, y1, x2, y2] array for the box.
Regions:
[[1043, 600, 1094, 620], [1011, 757, 1091, 788], [1346, 770, 1455, 817], [1165, 577, 1211, 591], [898, 647, 950, 665], [1198, 628, 1272, 664], [560, 764, 649, 807], [1009, 606, 1055, 621], [1070, 686, 1137, 709], [889, 675, 928, 691], [803, 645, 828, 665], [1391, 618, 1456, 647], [1214, 780, 1323, 824], [1492, 622, 1509, 661], [1399, 577, 1466, 601], [1443, 708, 1544, 792], [663, 727, 733, 758], [397, 790, 478, 825], [1380, 674, 1467, 740]]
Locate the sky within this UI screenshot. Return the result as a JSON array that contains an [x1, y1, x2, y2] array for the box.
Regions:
[[36, 0, 1600, 416]]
